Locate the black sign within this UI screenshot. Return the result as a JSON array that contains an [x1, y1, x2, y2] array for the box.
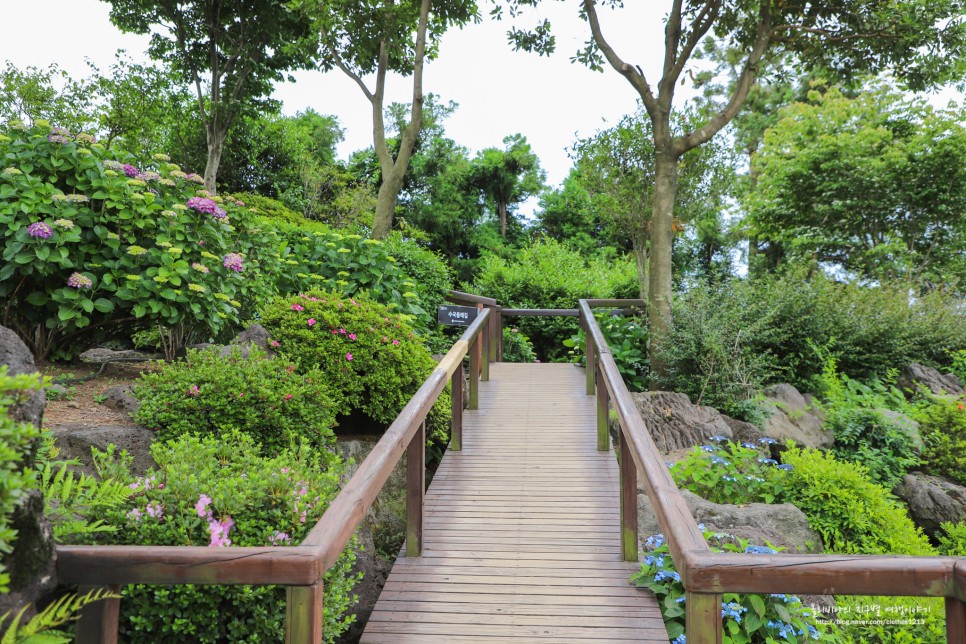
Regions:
[[437, 305, 479, 326]]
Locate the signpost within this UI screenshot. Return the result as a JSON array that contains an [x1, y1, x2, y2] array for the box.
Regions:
[[438, 305, 479, 326]]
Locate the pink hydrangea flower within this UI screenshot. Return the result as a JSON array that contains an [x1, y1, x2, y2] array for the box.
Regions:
[[67, 272, 93, 289]]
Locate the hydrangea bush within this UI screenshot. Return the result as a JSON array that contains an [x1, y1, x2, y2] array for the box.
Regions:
[[632, 531, 834, 643], [133, 347, 338, 454], [0, 120, 275, 359], [88, 431, 358, 643], [669, 437, 788, 505], [260, 291, 451, 447]]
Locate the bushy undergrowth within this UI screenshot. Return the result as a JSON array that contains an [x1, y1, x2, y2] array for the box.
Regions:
[[469, 239, 638, 361], [260, 291, 450, 446], [780, 447, 934, 556], [908, 395, 966, 485], [85, 431, 357, 643], [633, 532, 833, 643], [502, 327, 537, 363], [564, 311, 650, 392], [0, 367, 43, 593], [134, 347, 338, 454], [661, 270, 966, 394]]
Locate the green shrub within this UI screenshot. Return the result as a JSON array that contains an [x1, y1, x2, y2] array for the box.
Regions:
[[86, 431, 357, 643], [835, 595, 944, 644], [0, 367, 43, 593], [502, 327, 537, 363], [469, 240, 638, 361], [908, 395, 966, 485], [669, 437, 787, 505], [0, 121, 279, 359], [937, 521, 966, 555], [231, 192, 306, 226], [950, 349, 966, 383], [780, 447, 934, 556], [633, 531, 834, 643], [260, 291, 450, 446], [134, 347, 338, 454], [564, 312, 649, 392], [657, 280, 777, 410]]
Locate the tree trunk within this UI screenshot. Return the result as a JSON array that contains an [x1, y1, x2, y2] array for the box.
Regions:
[[372, 170, 405, 239], [203, 124, 225, 195], [648, 148, 679, 388], [631, 235, 648, 302], [498, 200, 508, 237]]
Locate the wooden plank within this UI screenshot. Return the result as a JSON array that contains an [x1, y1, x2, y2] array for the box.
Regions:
[[363, 363, 666, 642]]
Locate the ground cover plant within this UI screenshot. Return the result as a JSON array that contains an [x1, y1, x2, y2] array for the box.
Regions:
[[669, 437, 786, 505], [84, 431, 358, 643]]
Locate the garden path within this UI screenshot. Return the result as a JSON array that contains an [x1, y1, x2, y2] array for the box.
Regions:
[[361, 362, 666, 642]]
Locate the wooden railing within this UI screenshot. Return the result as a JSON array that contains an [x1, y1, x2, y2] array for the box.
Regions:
[[577, 298, 966, 644], [59, 304, 496, 643]]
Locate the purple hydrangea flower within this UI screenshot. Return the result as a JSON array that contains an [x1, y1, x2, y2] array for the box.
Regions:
[[67, 272, 92, 289], [186, 173, 204, 184], [138, 171, 161, 182], [102, 160, 124, 172], [47, 134, 70, 144], [223, 253, 243, 272], [122, 164, 139, 178], [186, 197, 227, 219], [27, 222, 53, 239]]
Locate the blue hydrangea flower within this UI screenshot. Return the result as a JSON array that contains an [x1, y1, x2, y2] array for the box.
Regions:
[[645, 534, 665, 549], [722, 475, 737, 482], [709, 435, 728, 442], [777, 463, 794, 471], [671, 635, 687, 644], [699, 445, 716, 453], [758, 458, 778, 465], [655, 570, 682, 582], [759, 437, 778, 445], [721, 602, 747, 623], [741, 442, 757, 449], [745, 544, 778, 554], [710, 456, 730, 466]]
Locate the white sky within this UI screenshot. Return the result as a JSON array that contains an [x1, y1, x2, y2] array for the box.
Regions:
[[3, 1, 677, 188]]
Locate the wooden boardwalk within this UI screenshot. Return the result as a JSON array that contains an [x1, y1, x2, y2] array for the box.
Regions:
[[361, 362, 667, 643]]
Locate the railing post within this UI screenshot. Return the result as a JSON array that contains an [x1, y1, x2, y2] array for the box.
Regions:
[[496, 305, 503, 362], [76, 584, 120, 644], [584, 316, 596, 396], [488, 305, 498, 364], [286, 583, 324, 643], [406, 421, 426, 557], [619, 428, 638, 561], [450, 367, 464, 451], [481, 313, 490, 383], [686, 592, 723, 644], [469, 335, 480, 410], [596, 362, 609, 452], [947, 597, 966, 643]]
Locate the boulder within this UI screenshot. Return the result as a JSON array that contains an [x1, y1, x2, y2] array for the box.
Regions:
[[102, 384, 140, 415], [639, 489, 823, 554], [0, 326, 45, 427], [219, 323, 274, 359], [894, 472, 966, 537], [79, 347, 161, 363], [897, 364, 964, 397], [878, 409, 923, 452], [761, 384, 833, 449], [621, 392, 733, 453], [721, 416, 766, 446], [335, 523, 392, 644], [50, 424, 157, 478], [0, 326, 56, 618]]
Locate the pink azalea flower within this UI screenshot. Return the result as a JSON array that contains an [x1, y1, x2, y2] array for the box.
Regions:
[[346, 352, 353, 361], [270, 340, 280, 347], [284, 394, 293, 400], [195, 494, 213, 518], [187, 385, 200, 396], [348, 333, 356, 340], [339, 328, 346, 334], [392, 339, 400, 346], [307, 318, 316, 327], [291, 303, 304, 311]]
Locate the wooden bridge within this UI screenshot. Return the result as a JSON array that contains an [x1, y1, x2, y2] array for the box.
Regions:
[[60, 293, 966, 643], [361, 362, 666, 642]]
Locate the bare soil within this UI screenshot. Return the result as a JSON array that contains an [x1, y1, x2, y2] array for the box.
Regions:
[[39, 362, 158, 429]]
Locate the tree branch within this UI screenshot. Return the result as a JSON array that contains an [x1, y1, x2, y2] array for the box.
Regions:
[[321, 34, 375, 103], [660, 0, 684, 95], [583, 0, 658, 118], [667, 0, 722, 90], [675, 0, 773, 155], [372, 38, 393, 175]]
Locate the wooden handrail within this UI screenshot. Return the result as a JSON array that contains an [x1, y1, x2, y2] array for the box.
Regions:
[[578, 298, 966, 644], [63, 307, 493, 643], [446, 290, 497, 306]]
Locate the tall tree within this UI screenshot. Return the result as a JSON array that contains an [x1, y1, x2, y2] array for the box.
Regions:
[[302, 0, 479, 238], [0, 61, 96, 132], [468, 133, 545, 237], [102, 0, 319, 193], [499, 0, 966, 382]]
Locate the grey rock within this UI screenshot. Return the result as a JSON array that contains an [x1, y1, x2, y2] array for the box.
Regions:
[[334, 523, 392, 644], [895, 472, 966, 537], [50, 424, 156, 478], [722, 416, 766, 446], [48, 384, 69, 397], [639, 489, 823, 554], [102, 384, 140, 415], [897, 364, 964, 397], [878, 409, 923, 452], [0, 326, 45, 427], [233, 324, 272, 352], [761, 384, 834, 449], [79, 347, 161, 363], [621, 392, 732, 453]]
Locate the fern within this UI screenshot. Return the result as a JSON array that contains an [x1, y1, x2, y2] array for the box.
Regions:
[[0, 588, 119, 643], [37, 437, 130, 543]]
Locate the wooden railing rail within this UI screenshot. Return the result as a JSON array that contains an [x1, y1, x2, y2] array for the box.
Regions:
[[60, 307, 493, 644], [578, 299, 966, 644]]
